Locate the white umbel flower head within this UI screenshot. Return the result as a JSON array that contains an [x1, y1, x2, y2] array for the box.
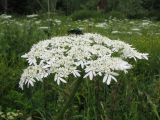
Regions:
[[19, 33, 148, 89]]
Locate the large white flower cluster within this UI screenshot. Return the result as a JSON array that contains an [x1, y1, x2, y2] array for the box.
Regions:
[[19, 33, 148, 89]]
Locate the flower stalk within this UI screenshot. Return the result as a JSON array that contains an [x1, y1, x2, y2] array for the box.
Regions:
[[56, 76, 83, 120]]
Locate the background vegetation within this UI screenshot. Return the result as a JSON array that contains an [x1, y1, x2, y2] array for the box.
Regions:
[[0, 0, 160, 120], [0, 0, 160, 19]]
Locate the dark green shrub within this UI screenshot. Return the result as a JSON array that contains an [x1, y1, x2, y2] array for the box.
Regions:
[[148, 10, 160, 20], [71, 10, 102, 20], [105, 11, 126, 19], [107, 0, 149, 19]]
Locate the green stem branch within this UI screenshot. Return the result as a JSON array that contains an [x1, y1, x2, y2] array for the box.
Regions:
[[56, 76, 83, 120]]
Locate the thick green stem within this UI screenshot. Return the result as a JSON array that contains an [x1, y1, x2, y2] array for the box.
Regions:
[[56, 76, 83, 120]]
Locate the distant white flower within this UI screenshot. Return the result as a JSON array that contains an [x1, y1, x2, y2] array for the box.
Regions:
[[78, 27, 84, 30], [129, 21, 135, 24], [54, 19, 61, 25], [0, 14, 12, 19], [39, 26, 49, 30], [83, 19, 89, 22], [47, 19, 53, 22], [142, 20, 151, 23], [111, 31, 120, 34], [95, 22, 107, 28], [126, 32, 132, 34], [35, 20, 41, 24], [111, 31, 132, 35], [131, 28, 140, 31], [26, 14, 38, 18], [142, 22, 150, 26], [15, 22, 23, 26], [0, 111, 3, 115], [19, 33, 148, 89], [134, 32, 142, 36], [155, 33, 160, 35]]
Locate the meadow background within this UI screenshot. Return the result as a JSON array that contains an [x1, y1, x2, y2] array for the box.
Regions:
[[0, 0, 160, 120]]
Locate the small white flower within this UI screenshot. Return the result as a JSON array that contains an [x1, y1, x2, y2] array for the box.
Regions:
[[75, 60, 86, 69], [84, 70, 96, 80], [103, 74, 117, 85], [72, 70, 81, 77], [54, 74, 67, 85]]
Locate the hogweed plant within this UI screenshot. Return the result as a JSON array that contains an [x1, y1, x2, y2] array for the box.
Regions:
[[19, 33, 148, 119], [20, 33, 148, 88]]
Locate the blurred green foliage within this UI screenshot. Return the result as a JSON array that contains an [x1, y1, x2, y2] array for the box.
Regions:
[[0, 15, 160, 120], [0, 0, 160, 19], [71, 10, 103, 21]]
